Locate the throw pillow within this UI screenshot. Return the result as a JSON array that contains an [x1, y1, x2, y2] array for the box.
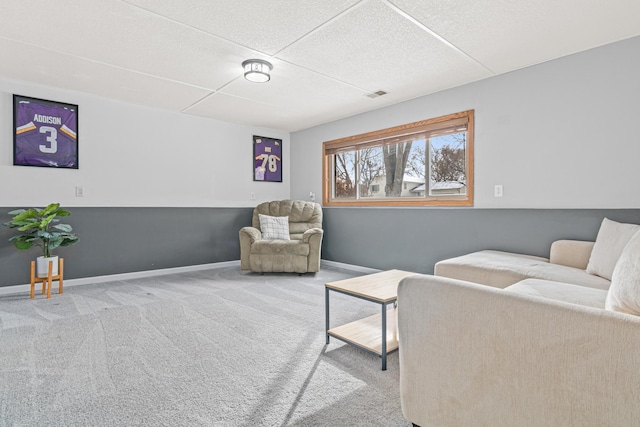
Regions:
[[606, 231, 640, 316], [258, 214, 290, 240], [586, 218, 640, 280]]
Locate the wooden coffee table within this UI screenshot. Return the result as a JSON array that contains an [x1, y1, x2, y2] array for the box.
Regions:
[[325, 269, 417, 370]]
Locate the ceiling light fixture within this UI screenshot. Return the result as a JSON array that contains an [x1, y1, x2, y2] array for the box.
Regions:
[[242, 59, 273, 83]]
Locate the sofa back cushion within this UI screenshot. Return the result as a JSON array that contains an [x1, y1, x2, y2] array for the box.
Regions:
[[606, 231, 640, 316], [586, 218, 640, 280], [252, 200, 322, 240]]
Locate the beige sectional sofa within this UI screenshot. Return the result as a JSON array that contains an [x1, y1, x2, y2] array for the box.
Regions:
[[398, 218, 640, 427]]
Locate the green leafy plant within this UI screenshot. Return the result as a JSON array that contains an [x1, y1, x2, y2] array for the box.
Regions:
[[4, 203, 79, 258]]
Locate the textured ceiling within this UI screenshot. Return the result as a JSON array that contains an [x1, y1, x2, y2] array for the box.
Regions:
[[1, 0, 639, 132]]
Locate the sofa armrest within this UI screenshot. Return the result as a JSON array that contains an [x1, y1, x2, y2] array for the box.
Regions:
[[549, 239, 594, 269], [398, 274, 640, 427]]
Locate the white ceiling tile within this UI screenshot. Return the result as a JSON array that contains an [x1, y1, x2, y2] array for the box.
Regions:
[[123, 0, 362, 55], [276, 0, 493, 102], [0, 0, 256, 90], [185, 92, 300, 130], [390, 0, 640, 73], [186, 70, 395, 132], [0, 39, 212, 111], [221, 60, 392, 113]]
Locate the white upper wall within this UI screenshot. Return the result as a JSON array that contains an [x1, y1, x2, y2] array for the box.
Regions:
[[290, 36, 640, 209], [0, 79, 289, 207]]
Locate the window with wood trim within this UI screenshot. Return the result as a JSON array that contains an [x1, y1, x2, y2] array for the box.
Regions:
[[322, 110, 474, 206]]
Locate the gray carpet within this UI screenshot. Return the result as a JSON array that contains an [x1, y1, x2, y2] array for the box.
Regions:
[[0, 266, 407, 426]]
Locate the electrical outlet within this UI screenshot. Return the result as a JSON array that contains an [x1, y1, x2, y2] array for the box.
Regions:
[[494, 185, 503, 198], [250, 192, 256, 200], [75, 186, 84, 197], [310, 192, 315, 201]]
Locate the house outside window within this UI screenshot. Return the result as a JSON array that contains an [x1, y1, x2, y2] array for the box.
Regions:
[[323, 110, 474, 206]]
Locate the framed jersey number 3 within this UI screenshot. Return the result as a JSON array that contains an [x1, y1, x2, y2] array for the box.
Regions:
[[253, 135, 282, 182], [13, 95, 79, 169]]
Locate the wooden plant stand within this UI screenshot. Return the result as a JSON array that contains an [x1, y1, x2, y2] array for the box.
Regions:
[[30, 258, 64, 299]]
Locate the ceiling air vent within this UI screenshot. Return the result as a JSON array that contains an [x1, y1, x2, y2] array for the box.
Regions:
[[366, 90, 387, 98]]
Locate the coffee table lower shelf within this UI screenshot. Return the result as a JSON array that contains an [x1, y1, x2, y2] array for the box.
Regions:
[[327, 310, 399, 358]]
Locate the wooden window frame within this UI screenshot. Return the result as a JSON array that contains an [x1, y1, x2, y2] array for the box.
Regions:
[[322, 110, 474, 207]]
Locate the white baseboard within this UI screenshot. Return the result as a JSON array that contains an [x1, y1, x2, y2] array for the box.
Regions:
[[0, 260, 241, 296], [0, 259, 378, 297], [320, 260, 381, 274]]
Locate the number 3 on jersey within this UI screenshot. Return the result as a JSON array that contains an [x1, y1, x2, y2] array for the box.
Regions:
[[39, 126, 58, 154]]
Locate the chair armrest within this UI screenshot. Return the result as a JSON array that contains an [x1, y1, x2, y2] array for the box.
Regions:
[[549, 239, 594, 269], [239, 227, 261, 271], [239, 226, 262, 243], [398, 274, 640, 427], [303, 228, 324, 272], [302, 228, 323, 243]]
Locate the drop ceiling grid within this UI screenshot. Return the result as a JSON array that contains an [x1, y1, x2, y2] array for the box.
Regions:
[[0, 0, 639, 132], [123, 0, 363, 55], [0, 39, 211, 112], [275, 0, 492, 101]]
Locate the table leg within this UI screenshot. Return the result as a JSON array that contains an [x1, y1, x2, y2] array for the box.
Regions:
[[325, 286, 330, 344], [381, 302, 387, 371]]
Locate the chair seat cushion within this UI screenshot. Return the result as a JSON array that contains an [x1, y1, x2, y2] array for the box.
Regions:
[[251, 239, 310, 256]]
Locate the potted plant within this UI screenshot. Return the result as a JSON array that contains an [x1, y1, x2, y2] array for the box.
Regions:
[[4, 203, 79, 277]]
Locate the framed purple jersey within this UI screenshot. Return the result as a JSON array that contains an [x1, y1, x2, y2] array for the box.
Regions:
[[253, 135, 282, 182], [13, 95, 79, 169]]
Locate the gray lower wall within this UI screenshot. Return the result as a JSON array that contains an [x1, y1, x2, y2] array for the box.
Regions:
[[0, 207, 253, 287], [321, 207, 640, 274], [2, 206, 639, 287]]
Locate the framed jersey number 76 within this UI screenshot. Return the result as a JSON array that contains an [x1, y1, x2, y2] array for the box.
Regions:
[[13, 95, 79, 169], [253, 135, 282, 182]]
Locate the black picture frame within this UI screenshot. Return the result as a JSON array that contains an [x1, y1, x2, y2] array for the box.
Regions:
[[253, 135, 282, 182], [13, 94, 79, 169]]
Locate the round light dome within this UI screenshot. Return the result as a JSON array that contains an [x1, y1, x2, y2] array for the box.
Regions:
[[242, 59, 273, 83]]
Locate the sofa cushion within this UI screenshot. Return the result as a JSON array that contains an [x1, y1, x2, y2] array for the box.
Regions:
[[258, 214, 290, 240], [435, 250, 611, 290], [606, 231, 640, 316], [506, 279, 607, 309], [586, 218, 640, 280], [549, 240, 594, 270]]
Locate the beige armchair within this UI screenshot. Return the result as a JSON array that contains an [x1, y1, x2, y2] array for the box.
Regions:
[[239, 200, 323, 273]]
